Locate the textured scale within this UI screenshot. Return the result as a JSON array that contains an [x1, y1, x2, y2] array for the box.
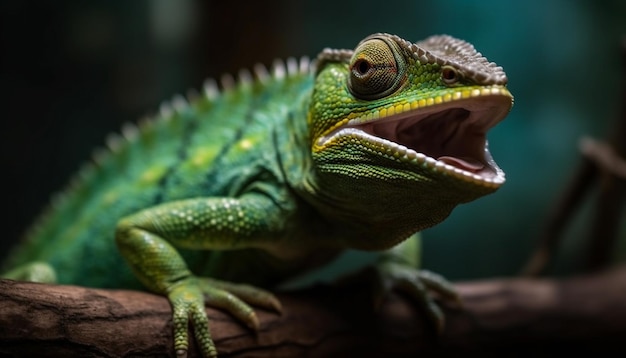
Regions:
[[415, 35, 507, 85], [4, 33, 513, 358], [8, 57, 315, 288]]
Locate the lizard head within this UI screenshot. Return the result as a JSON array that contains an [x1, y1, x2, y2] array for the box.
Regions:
[[306, 33, 513, 248]]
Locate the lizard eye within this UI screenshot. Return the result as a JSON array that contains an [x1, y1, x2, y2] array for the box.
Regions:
[[441, 65, 460, 85], [348, 38, 405, 100]]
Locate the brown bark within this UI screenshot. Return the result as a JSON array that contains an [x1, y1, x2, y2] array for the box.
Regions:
[[2, 267, 626, 357]]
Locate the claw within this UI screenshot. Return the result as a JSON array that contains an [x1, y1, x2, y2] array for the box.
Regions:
[[204, 289, 260, 330], [422, 296, 445, 335], [167, 276, 283, 357], [372, 261, 457, 336], [266, 294, 283, 314], [418, 270, 462, 306], [247, 311, 260, 330], [202, 278, 283, 314], [395, 274, 446, 334], [168, 278, 218, 358]]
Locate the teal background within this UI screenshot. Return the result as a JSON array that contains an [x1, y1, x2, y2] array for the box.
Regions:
[[2, 1, 625, 280]]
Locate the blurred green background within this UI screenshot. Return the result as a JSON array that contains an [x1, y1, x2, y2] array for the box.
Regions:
[[1, 1, 625, 280]]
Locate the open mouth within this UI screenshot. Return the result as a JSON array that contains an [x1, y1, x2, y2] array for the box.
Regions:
[[316, 86, 513, 186]]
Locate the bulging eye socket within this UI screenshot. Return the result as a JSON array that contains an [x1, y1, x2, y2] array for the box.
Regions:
[[441, 65, 461, 85], [347, 38, 405, 100]]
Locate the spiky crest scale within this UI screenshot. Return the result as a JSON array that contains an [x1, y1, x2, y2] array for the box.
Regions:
[[203, 78, 220, 100], [253, 63, 270, 83], [21, 56, 314, 245], [121, 122, 139, 141], [171, 94, 189, 113], [272, 58, 287, 79], [219, 73, 236, 91]]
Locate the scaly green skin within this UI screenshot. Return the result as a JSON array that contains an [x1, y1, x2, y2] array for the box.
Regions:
[[3, 33, 513, 357]]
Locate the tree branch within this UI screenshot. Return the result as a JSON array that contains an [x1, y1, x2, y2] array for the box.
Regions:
[[522, 37, 626, 275], [2, 267, 626, 357]]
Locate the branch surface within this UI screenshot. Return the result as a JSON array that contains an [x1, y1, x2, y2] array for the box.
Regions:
[[2, 267, 626, 357]]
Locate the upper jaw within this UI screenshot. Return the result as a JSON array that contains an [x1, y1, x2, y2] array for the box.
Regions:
[[316, 85, 513, 187]]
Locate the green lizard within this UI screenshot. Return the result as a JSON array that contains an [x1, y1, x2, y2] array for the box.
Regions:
[[2, 33, 512, 357]]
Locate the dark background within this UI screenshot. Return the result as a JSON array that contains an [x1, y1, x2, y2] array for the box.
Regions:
[[1, 1, 625, 280]]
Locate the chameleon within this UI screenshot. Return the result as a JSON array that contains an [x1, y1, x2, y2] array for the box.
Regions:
[[2, 33, 512, 357]]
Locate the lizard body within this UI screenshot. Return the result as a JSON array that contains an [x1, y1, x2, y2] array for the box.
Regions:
[[3, 33, 513, 357]]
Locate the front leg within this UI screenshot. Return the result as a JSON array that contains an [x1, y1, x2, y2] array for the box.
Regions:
[[115, 193, 286, 358], [374, 234, 460, 334]]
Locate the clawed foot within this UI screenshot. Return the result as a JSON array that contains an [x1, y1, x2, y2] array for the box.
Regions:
[[373, 260, 460, 334], [167, 276, 282, 358]]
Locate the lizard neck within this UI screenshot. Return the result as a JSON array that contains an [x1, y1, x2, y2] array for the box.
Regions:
[[298, 168, 459, 251]]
